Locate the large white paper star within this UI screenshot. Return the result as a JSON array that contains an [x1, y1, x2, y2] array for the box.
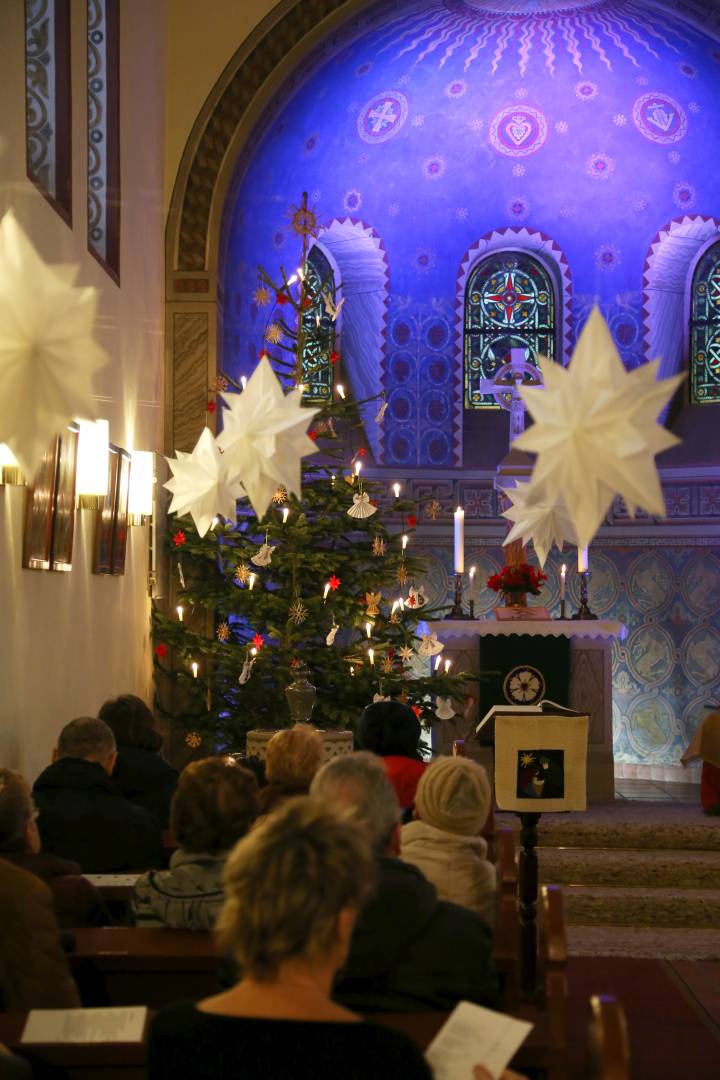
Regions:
[[501, 480, 577, 568], [0, 211, 107, 475], [217, 358, 319, 519], [165, 427, 244, 537], [515, 307, 683, 549]]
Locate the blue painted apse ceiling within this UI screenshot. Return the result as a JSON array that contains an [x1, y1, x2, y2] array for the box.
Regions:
[[222, 0, 720, 467]]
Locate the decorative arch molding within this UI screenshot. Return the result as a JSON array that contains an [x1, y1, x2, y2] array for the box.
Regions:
[[454, 227, 573, 463], [642, 214, 720, 389], [316, 218, 390, 461]]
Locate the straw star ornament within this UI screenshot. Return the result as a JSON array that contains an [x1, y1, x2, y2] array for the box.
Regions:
[[515, 308, 683, 550], [0, 211, 108, 475]]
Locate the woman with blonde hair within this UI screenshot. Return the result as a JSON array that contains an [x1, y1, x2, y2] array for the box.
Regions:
[[257, 722, 324, 816], [147, 798, 431, 1079]]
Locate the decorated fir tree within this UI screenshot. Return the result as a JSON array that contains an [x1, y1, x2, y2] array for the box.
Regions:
[[153, 195, 465, 749]]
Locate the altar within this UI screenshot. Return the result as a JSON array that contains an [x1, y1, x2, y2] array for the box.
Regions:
[[427, 619, 627, 802]]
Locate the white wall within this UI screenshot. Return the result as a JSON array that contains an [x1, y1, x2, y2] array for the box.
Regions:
[[0, 0, 166, 781]]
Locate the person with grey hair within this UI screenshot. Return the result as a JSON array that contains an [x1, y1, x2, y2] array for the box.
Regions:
[[310, 752, 499, 1012], [33, 716, 162, 872]]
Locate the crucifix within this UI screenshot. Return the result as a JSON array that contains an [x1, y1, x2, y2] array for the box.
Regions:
[[478, 347, 544, 451]]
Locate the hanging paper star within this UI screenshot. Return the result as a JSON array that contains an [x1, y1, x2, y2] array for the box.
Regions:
[[328, 574, 341, 591], [407, 515, 418, 528], [265, 323, 283, 344], [217, 357, 319, 519], [501, 480, 577, 568], [515, 307, 683, 549], [154, 643, 168, 659], [0, 211, 108, 475], [272, 485, 288, 504], [252, 633, 265, 649], [398, 644, 414, 663], [172, 531, 187, 548], [216, 621, 231, 643], [330, 351, 340, 365], [253, 286, 271, 307], [165, 427, 244, 537], [275, 292, 290, 306]]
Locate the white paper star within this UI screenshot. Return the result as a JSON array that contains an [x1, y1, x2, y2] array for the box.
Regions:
[[515, 307, 683, 549], [165, 427, 244, 537], [217, 358, 319, 519], [501, 480, 577, 568], [0, 211, 108, 475]]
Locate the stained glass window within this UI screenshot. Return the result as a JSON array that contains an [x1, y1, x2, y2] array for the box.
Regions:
[[300, 245, 336, 403], [87, 0, 120, 280], [690, 242, 720, 404], [25, 0, 72, 224], [464, 252, 556, 408]]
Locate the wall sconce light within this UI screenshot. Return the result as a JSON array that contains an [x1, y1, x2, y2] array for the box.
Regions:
[[128, 450, 155, 524], [0, 443, 23, 486], [76, 419, 109, 508]]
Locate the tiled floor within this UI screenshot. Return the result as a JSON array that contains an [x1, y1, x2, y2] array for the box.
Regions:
[[614, 778, 701, 801]]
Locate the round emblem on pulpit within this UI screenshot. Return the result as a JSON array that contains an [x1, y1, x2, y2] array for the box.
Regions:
[[503, 665, 545, 705]]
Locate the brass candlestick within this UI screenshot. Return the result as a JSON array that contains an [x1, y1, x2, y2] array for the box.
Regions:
[[572, 571, 597, 620]]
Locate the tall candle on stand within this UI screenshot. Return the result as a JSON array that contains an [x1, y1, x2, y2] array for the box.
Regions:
[[454, 507, 465, 573], [560, 564, 567, 601], [578, 546, 589, 574]]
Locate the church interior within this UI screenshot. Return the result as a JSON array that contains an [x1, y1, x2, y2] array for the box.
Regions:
[[0, 0, 719, 1076]]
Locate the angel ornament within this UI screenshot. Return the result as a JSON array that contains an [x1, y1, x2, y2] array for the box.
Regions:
[[325, 623, 340, 647], [238, 654, 256, 686], [417, 631, 444, 658], [375, 397, 388, 423], [251, 541, 276, 567], [365, 591, 382, 617], [347, 491, 377, 519]]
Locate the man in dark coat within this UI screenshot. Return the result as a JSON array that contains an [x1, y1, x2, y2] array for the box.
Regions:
[[310, 751, 498, 1012], [33, 716, 163, 873]]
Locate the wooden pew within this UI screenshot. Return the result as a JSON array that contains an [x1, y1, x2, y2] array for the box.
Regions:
[[493, 827, 520, 1009], [0, 1012, 146, 1080], [69, 927, 221, 1008], [589, 994, 630, 1080]]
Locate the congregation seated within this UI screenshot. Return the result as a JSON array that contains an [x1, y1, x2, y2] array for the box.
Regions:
[[0, 859, 79, 1010], [681, 708, 720, 814], [99, 694, 178, 828], [0, 769, 105, 928], [310, 752, 499, 1012], [358, 699, 427, 812], [401, 756, 496, 928], [257, 723, 324, 818], [133, 757, 259, 930], [33, 717, 163, 873], [147, 797, 431, 1079]]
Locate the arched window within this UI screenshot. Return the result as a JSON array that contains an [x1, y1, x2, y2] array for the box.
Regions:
[[300, 245, 336, 403], [464, 251, 556, 408], [690, 241, 720, 404]]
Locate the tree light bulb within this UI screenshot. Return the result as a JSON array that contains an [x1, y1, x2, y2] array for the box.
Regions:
[[240, 376, 247, 390], [368, 648, 374, 666], [435, 655, 443, 671], [366, 621, 372, 639], [176, 605, 184, 622], [393, 483, 400, 499], [445, 659, 452, 674], [336, 383, 346, 400], [323, 583, 330, 601], [248, 573, 256, 591], [402, 534, 408, 550], [251, 647, 257, 657], [287, 273, 298, 286], [469, 566, 476, 580], [282, 507, 289, 524], [354, 460, 362, 476], [191, 662, 199, 679], [297, 265, 305, 282]]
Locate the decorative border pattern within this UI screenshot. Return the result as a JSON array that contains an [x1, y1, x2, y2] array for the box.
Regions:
[[455, 227, 573, 465], [24, 0, 72, 224], [87, 0, 120, 281]]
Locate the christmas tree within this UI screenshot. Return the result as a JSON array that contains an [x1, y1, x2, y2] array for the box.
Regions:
[[153, 195, 465, 749]]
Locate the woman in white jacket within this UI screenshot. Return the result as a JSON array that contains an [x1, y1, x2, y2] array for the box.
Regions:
[[400, 756, 496, 928]]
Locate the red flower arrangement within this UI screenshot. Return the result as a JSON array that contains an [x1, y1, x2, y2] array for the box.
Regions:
[[487, 562, 547, 596]]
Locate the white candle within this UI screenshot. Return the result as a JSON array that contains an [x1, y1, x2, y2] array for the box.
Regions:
[[578, 546, 589, 574], [176, 605, 184, 622], [560, 564, 567, 600], [469, 566, 476, 597], [354, 460, 362, 477], [393, 483, 400, 499], [250, 647, 257, 656], [323, 583, 330, 601], [240, 376, 247, 390], [454, 507, 465, 573], [282, 507, 289, 524], [336, 383, 346, 400], [248, 573, 256, 591], [402, 534, 408, 551], [366, 621, 372, 638], [368, 648, 374, 666], [435, 654, 443, 671], [391, 600, 399, 616], [191, 662, 199, 679], [444, 659, 452, 673]]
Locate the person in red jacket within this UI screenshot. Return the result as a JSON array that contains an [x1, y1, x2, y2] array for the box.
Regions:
[[358, 700, 427, 811]]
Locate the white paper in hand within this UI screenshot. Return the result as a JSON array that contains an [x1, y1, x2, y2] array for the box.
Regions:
[[425, 1001, 532, 1080], [22, 1007, 147, 1044]]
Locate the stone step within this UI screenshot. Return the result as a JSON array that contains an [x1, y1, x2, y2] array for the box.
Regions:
[[563, 885, 720, 929], [539, 846, 720, 890]]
